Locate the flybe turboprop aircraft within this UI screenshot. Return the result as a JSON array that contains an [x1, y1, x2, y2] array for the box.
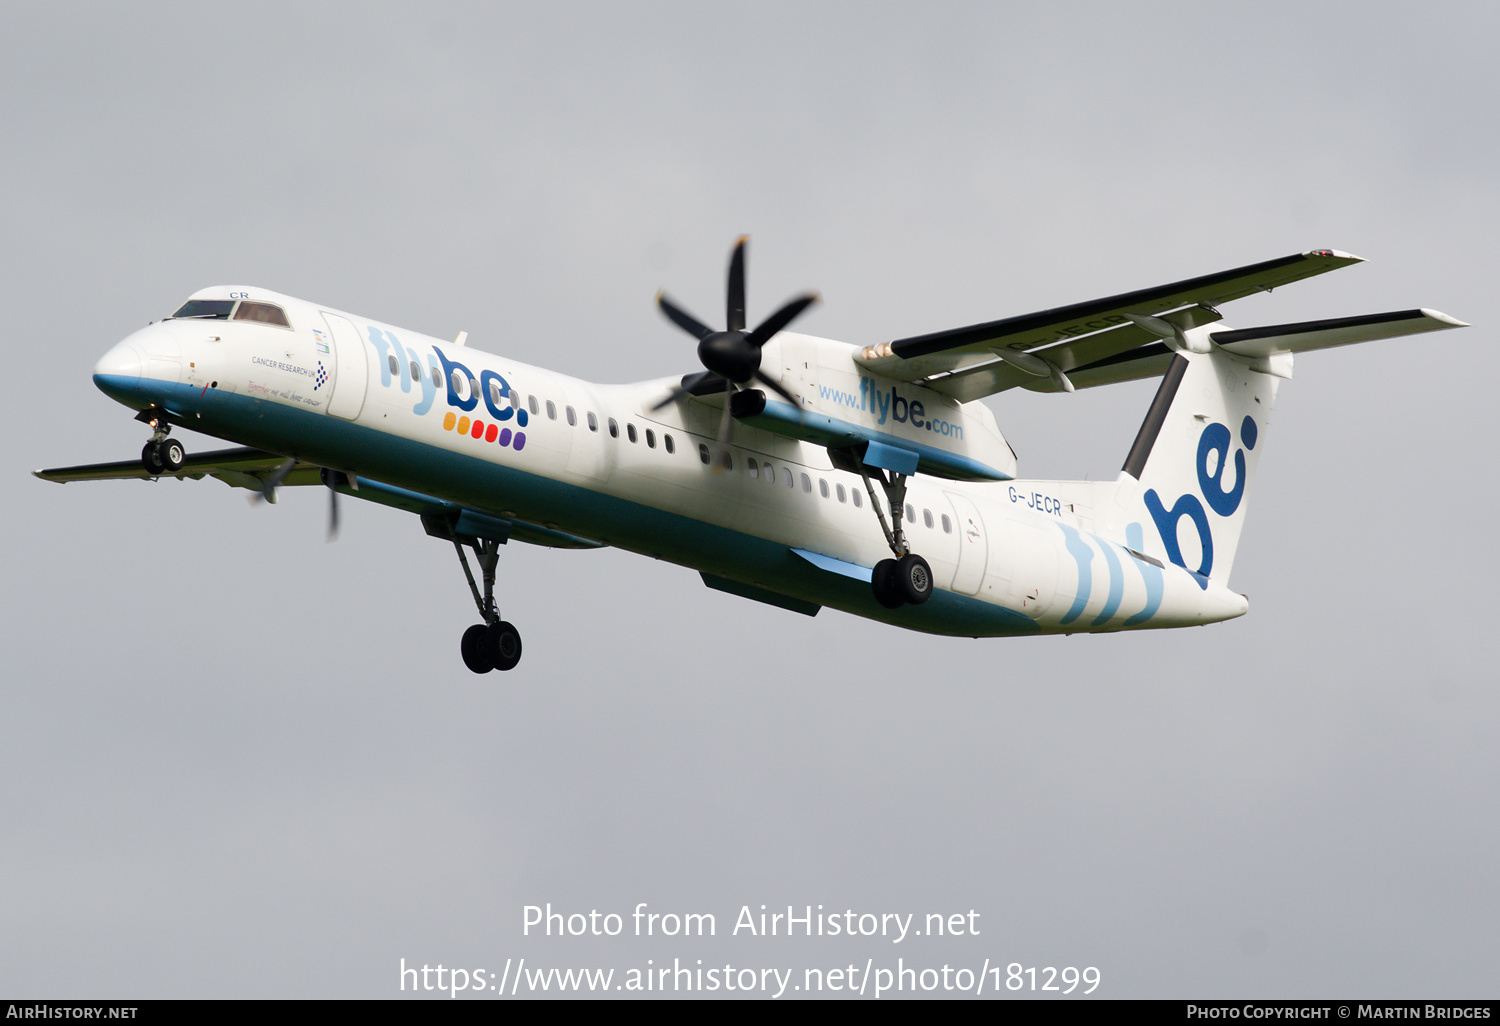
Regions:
[[37, 240, 1465, 672]]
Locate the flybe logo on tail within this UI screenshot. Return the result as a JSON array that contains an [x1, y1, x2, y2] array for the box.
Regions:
[[1143, 416, 1258, 588]]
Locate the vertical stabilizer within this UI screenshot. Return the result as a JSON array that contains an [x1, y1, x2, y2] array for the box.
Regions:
[[1113, 348, 1281, 588]]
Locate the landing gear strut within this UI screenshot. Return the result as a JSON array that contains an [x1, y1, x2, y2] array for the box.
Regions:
[[138, 412, 185, 474], [855, 464, 933, 610], [450, 534, 523, 673]]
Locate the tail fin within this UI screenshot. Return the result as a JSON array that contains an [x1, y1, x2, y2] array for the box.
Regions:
[[1112, 348, 1278, 588]]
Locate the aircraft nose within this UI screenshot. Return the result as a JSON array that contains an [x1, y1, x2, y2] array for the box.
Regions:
[[93, 340, 144, 386]]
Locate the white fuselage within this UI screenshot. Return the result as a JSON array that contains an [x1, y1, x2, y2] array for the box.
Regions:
[[92, 286, 1249, 637]]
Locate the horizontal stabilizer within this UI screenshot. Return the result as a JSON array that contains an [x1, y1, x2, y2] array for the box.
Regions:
[[1210, 309, 1467, 358]]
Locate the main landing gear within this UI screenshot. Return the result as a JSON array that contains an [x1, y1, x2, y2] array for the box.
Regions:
[[854, 464, 933, 610], [449, 533, 523, 673], [138, 412, 185, 474]]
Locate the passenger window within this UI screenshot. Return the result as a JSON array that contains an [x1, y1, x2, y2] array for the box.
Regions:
[[608, 418, 619, 438], [764, 464, 774, 485], [801, 473, 812, 493], [389, 355, 400, 377], [699, 443, 711, 465], [646, 428, 656, 448], [664, 434, 675, 454], [905, 503, 916, 522], [748, 458, 759, 479], [546, 400, 557, 420], [942, 514, 953, 534], [836, 483, 846, 503], [432, 366, 442, 387], [566, 406, 577, 426], [852, 489, 862, 508], [587, 412, 598, 432], [627, 423, 637, 443], [819, 479, 829, 498], [489, 380, 502, 405], [923, 508, 934, 529], [721, 451, 733, 471], [528, 395, 539, 415], [784, 468, 795, 488], [451, 370, 470, 401], [232, 301, 290, 327], [409, 360, 421, 382]]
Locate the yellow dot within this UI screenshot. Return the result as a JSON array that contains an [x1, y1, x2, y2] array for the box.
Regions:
[[457, 416, 470, 435], [443, 412, 456, 431]]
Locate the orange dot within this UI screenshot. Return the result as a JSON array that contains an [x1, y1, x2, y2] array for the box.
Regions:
[[471, 419, 485, 439], [443, 412, 456, 431], [457, 416, 470, 435], [485, 423, 498, 443]]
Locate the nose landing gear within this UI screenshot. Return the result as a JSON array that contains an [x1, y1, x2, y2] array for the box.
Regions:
[[138, 411, 185, 474]]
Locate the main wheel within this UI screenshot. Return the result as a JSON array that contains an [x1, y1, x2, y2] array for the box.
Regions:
[[895, 553, 933, 605], [160, 438, 186, 472], [141, 441, 166, 475], [460, 623, 492, 674], [485, 621, 522, 671], [871, 558, 905, 609]]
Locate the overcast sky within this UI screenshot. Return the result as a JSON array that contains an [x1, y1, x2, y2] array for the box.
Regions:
[[2, 0, 1495, 1000]]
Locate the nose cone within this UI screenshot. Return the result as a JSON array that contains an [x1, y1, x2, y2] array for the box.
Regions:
[[93, 325, 180, 409], [93, 340, 144, 385]]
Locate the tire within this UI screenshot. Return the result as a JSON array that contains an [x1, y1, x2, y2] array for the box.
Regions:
[[871, 558, 905, 609], [461, 623, 492, 673], [896, 553, 933, 605], [160, 438, 186, 472], [486, 621, 522, 671], [141, 441, 166, 475]]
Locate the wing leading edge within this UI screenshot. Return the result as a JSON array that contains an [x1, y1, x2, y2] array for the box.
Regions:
[[855, 249, 1367, 399]]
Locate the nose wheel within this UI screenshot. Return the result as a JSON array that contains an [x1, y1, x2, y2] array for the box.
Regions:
[[140, 431, 185, 475]]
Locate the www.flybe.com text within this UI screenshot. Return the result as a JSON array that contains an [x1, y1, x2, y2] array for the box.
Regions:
[[817, 380, 965, 437]]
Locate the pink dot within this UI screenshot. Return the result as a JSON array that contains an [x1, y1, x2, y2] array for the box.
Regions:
[[513, 432, 526, 451], [497, 427, 512, 447], [485, 423, 497, 443]]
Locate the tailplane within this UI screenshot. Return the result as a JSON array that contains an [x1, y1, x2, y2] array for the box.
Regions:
[[1108, 307, 1465, 588]]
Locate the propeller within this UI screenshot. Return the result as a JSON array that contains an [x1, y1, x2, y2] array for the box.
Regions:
[[249, 457, 357, 541], [652, 237, 817, 453]]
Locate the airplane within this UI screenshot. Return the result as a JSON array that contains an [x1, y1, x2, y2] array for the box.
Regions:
[[35, 239, 1465, 672]]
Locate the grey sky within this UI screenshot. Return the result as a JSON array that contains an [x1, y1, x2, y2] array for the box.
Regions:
[[2, 1, 1495, 998]]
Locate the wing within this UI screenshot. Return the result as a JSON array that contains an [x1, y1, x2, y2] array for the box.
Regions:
[[855, 249, 1365, 400], [34, 446, 324, 489]]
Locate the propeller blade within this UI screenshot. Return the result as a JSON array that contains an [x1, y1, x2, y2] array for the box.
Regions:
[[726, 236, 747, 333], [650, 370, 716, 411], [249, 456, 298, 505], [753, 369, 801, 408], [656, 291, 714, 341], [717, 384, 735, 444], [744, 292, 819, 349]]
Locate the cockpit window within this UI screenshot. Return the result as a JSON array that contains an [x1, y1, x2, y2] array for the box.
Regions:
[[232, 302, 291, 328], [168, 299, 235, 320]]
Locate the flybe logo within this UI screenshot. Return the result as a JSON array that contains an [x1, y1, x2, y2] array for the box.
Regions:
[[365, 327, 530, 452], [1143, 415, 1258, 589]]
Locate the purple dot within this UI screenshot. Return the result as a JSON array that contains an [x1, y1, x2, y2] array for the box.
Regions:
[[497, 427, 512, 447], [513, 432, 526, 451]]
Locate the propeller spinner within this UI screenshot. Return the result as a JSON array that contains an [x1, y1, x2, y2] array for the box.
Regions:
[[652, 237, 817, 448]]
